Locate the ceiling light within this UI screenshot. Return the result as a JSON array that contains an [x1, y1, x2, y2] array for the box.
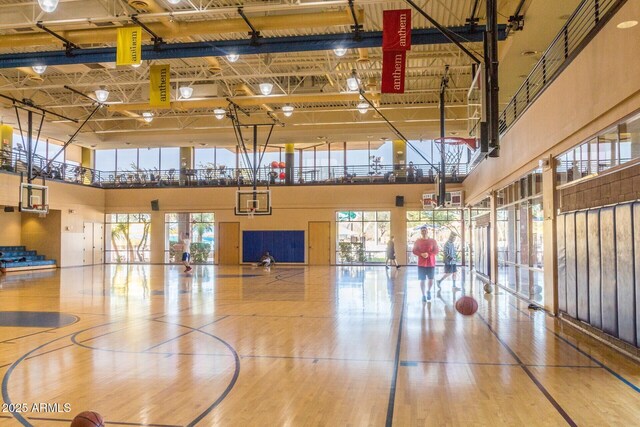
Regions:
[[521, 50, 540, 57], [357, 102, 369, 114], [347, 76, 360, 91], [214, 108, 226, 120], [259, 82, 274, 96], [333, 47, 347, 57], [179, 86, 193, 99], [95, 87, 109, 102], [131, 63, 142, 68], [617, 20, 638, 29], [38, 0, 59, 13], [226, 53, 239, 63], [282, 105, 294, 117], [142, 112, 154, 123], [167, 0, 181, 4], [32, 65, 47, 74]]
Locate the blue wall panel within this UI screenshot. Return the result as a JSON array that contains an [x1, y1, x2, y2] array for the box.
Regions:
[[243, 231, 305, 263]]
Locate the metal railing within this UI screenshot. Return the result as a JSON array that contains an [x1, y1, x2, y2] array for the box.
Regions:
[[1, 148, 468, 188], [499, 0, 623, 135], [0, 148, 95, 185]]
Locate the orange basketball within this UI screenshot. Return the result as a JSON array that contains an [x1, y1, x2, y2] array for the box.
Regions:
[[70, 411, 104, 427], [455, 296, 478, 316]]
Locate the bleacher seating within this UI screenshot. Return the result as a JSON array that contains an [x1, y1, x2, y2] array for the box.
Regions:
[[0, 246, 56, 273]]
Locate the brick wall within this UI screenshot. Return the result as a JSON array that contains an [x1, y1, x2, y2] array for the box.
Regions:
[[560, 162, 640, 212]]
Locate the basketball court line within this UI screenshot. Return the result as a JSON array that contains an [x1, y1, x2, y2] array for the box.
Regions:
[[3, 320, 240, 426], [2, 324, 114, 426], [143, 315, 230, 352], [475, 311, 577, 426], [0, 327, 59, 344], [151, 319, 240, 427], [384, 275, 407, 427], [237, 353, 393, 363], [496, 288, 640, 393], [544, 324, 640, 393], [25, 416, 182, 427]]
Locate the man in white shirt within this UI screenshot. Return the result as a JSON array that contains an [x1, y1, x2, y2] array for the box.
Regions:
[[181, 232, 192, 272]]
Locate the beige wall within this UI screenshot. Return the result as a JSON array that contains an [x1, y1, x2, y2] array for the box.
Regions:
[[105, 183, 460, 264], [21, 209, 61, 265], [0, 173, 105, 267], [464, 0, 640, 204], [0, 208, 22, 246]]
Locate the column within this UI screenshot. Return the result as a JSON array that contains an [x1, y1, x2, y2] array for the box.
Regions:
[[81, 147, 94, 184], [489, 191, 498, 284], [285, 143, 294, 185], [392, 139, 406, 179], [150, 211, 165, 264], [542, 158, 558, 314], [1, 124, 13, 171], [391, 207, 407, 266], [180, 147, 193, 186]]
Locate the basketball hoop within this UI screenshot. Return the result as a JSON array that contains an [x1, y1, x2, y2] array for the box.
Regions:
[[247, 207, 255, 219]]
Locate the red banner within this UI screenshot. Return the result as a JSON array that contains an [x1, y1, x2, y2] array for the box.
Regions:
[[381, 50, 406, 93], [382, 9, 411, 51]]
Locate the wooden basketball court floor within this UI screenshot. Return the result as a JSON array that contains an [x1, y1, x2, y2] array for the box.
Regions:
[[0, 265, 639, 426]]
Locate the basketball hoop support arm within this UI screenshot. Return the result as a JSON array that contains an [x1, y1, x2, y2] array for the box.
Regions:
[[358, 90, 440, 172], [439, 68, 449, 207]]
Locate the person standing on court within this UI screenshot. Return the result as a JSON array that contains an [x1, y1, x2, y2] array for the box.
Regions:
[[385, 236, 400, 269], [412, 225, 439, 301], [437, 232, 459, 288], [181, 232, 192, 272]]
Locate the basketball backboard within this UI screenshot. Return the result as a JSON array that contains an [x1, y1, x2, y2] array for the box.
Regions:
[[467, 65, 486, 139], [19, 182, 49, 214], [235, 190, 272, 216]]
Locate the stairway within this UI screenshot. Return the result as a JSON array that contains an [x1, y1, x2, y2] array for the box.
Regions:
[[0, 246, 57, 273]]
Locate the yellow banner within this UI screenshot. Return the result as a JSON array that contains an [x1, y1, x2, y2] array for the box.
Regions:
[[149, 64, 171, 108], [116, 26, 142, 66]]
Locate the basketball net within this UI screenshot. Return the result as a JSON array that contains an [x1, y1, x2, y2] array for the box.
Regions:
[[247, 207, 255, 219]]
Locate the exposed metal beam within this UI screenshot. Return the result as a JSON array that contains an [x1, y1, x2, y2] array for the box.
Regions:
[[0, 25, 507, 69]]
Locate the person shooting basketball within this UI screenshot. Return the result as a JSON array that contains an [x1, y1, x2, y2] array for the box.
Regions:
[[412, 225, 439, 302]]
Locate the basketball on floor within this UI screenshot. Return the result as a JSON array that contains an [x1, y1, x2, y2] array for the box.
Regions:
[[455, 296, 478, 315]]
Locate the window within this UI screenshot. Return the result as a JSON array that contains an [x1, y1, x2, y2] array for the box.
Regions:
[[165, 213, 215, 263], [95, 149, 116, 172], [117, 149, 138, 172], [496, 167, 544, 304], [195, 148, 215, 168], [619, 113, 640, 165], [215, 147, 236, 170], [105, 213, 151, 263], [138, 148, 160, 171], [160, 147, 180, 171], [336, 211, 390, 264], [406, 210, 463, 265]]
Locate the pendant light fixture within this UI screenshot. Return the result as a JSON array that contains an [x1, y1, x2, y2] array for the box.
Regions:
[[32, 65, 47, 74], [179, 86, 193, 99], [214, 109, 226, 120], [95, 87, 109, 102], [333, 48, 347, 57], [357, 102, 369, 114], [259, 82, 274, 96], [282, 105, 294, 117], [38, 0, 59, 13]]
